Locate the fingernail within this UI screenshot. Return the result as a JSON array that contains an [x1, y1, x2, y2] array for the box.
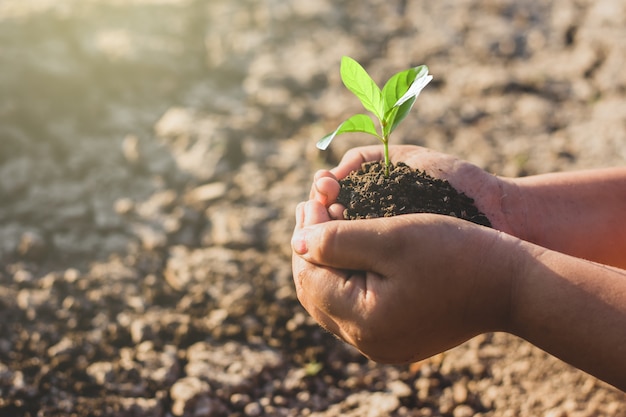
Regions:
[[291, 228, 308, 254]]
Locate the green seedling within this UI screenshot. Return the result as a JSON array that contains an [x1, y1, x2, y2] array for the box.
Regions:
[[316, 56, 433, 176]]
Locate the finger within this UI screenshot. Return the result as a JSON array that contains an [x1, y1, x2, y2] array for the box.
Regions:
[[292, 200, 327, 254], [328, 203, 345, 220], [292, 255, 348, 332], [292, 249, 374, 334], [294, 201, 305, 229], [309, 170, 335, 200], [330, 146, 383, 179], [293, 216, 411, 272], [313, 176, 341, 206], [303, 200, 331, 227], [309, 170, 340, 206]]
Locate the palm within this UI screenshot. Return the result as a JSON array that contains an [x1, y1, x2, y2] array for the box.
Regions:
[[320, 145, 514, 234]]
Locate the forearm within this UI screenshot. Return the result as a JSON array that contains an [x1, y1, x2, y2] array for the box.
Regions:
[[504, 168, 626, 268], [510, 244, 626, 390]]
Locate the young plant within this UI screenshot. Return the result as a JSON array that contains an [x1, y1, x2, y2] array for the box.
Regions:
[[316, 56, 433, 176]]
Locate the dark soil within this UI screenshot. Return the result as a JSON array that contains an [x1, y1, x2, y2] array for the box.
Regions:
[[338, 161, 492, 227]]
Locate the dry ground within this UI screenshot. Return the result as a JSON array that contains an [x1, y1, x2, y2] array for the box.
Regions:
[[1, 0, 625, 415]]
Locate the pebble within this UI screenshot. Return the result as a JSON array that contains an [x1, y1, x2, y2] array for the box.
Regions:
[[452, 380, 469, 404], [170, 377, 211, 416], [12, 268, 34, 284], [453, 405, 475, 417], [230, 393, 251, 408], [86, 362, 115, 386], [154, 107, 195, 139], [131, 224, 167, 251], [184, 182, 227, 205], [122, 134, 140, 163], [243, 402, 263, 416], [387, 380, 412, 398]]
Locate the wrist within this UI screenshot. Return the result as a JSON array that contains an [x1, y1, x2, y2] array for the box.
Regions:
[[463, 228, 529, 335], [498, 177, 532, 241]]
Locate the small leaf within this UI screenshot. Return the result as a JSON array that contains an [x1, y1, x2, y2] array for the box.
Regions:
[[394, 65, 432, 107], [316, 114, 379, 150], [382, 67, 418, 115], [304, 361, 323, 376], [387, 96, 416, 134], [382, 67, 418, 136], [340, 56, 384, 121], [381, 65, 432, 135]]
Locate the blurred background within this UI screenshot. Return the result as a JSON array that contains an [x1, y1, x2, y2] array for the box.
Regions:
[[0, 0, 625, 416]]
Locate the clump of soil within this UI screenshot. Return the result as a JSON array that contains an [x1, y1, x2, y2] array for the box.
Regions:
[[337, 161, 492, 227]]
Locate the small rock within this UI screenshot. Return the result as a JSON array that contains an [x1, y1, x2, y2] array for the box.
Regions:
[[387, 380, 412, 398], [453, 405, 475, 417], [122, 134, 140, 163], [244, 402, 263, 417], [136, 190, 178, 220], [13, 268, 34, 284], [16, 288, 50, 317], [154, 107, 195, 139], [184, 182, 227, 205], [170, 377, 211, 417], [283, 367, 307, 391], [114, 197, 135, 215], [63, 268, 81, 283], [452, 380, 469, 404], [230, 392, 251, 408], [129, 317, 154, 344], [86, 362, 115, 386], [131, 223, 167, 250], [47, 336, 76, 358], [135, 342, 179, 386]]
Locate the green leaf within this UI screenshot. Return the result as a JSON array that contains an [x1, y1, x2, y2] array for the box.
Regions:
[[382, 65, 432, 135], [340, 56, 384, 121], [393, 65, 432, 107], [387, 96, 416, 135], [382, 67, 418, 115], [304, 361, 323, 376], [316, 114, 379, 150], [382, 67, 417, 136]]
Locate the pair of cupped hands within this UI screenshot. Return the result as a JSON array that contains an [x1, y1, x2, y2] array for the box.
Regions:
[[291, 145, 528, 364]]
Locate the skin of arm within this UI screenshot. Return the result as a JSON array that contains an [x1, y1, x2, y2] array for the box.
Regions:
[[292, 145, 626, 390], [512, 246, 626, 390], [508, 168, 626, 269]]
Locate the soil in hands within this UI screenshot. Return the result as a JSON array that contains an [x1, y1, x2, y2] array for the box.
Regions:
[[337, 161, 492, 227]]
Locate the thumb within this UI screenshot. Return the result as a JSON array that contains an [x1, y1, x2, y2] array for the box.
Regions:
[[292, 217, 407, 272]]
